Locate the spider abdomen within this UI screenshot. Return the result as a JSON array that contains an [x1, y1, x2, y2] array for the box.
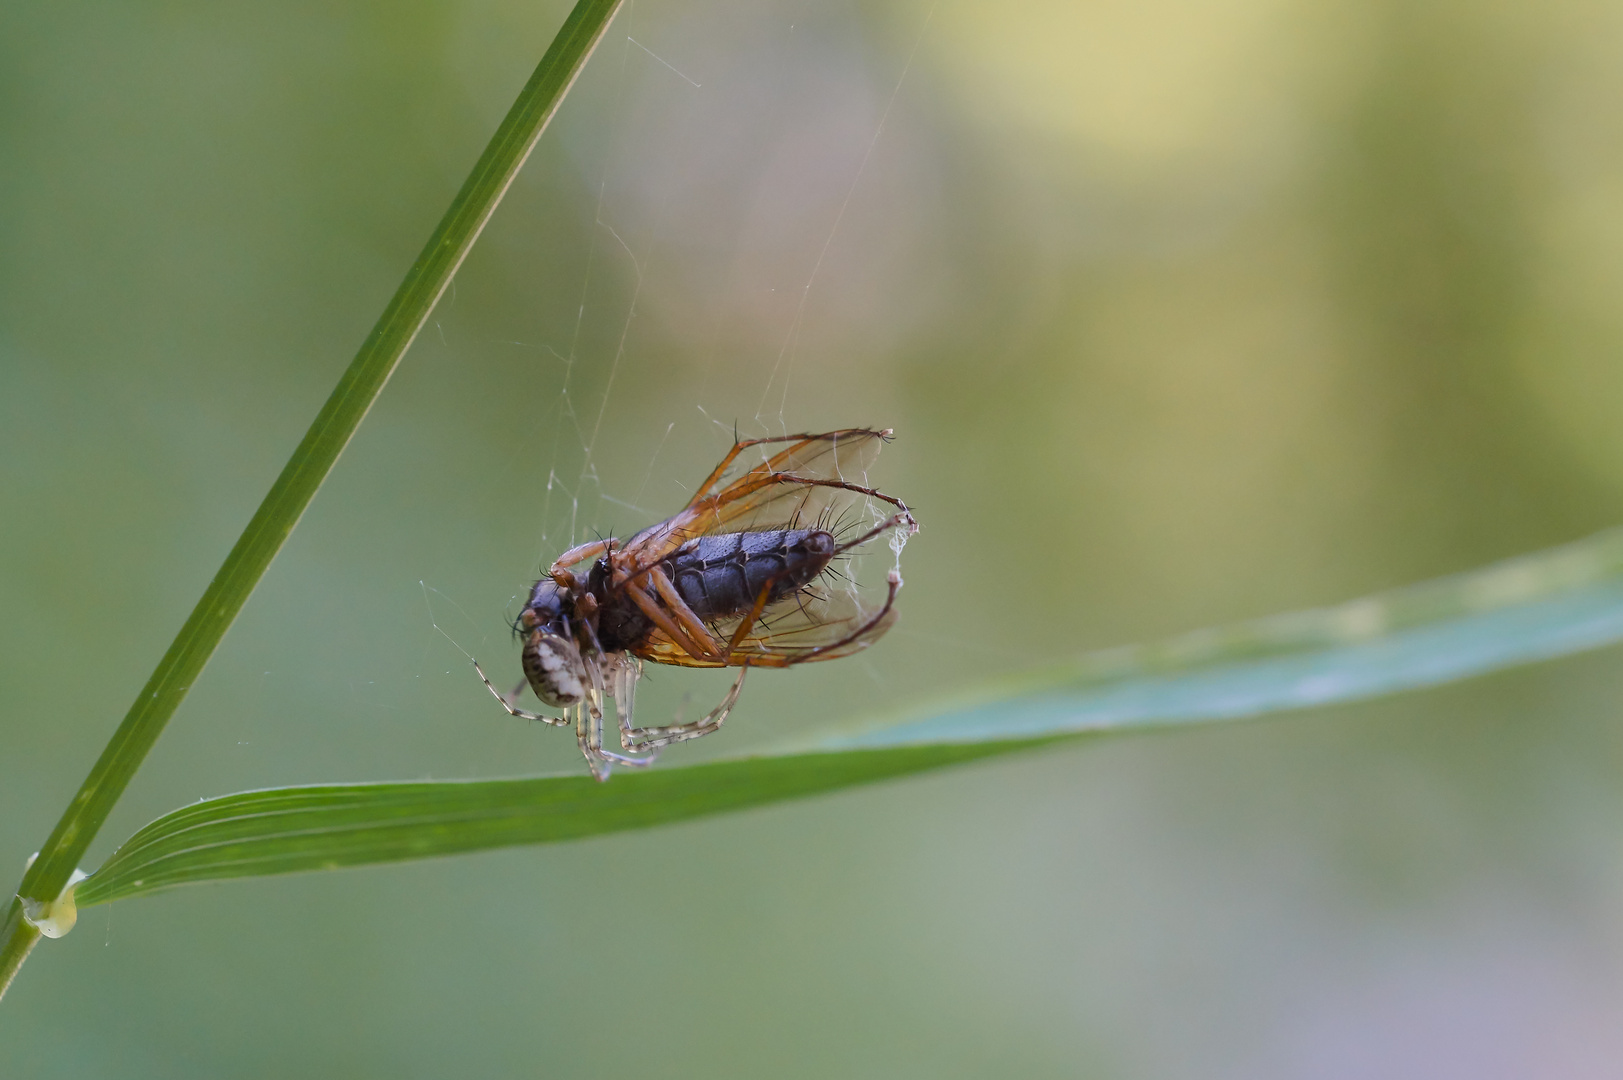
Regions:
[[666, 529, 836, 621]]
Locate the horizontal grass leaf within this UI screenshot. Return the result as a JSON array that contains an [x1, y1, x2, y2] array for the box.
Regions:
[[74, 741, 1047, 907], [74, 526, 1623, 909]]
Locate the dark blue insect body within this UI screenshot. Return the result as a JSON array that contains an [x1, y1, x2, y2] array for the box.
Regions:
[[591, 528, 835, 652]]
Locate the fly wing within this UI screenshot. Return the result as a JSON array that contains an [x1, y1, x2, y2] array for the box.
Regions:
[[626, 578, 899, 669], [615, 429, 902, 578], [627, 631, 728, 668], [618, 429, 911, 668], [718, 576, 900, 664], [685, 428, 891, 516]]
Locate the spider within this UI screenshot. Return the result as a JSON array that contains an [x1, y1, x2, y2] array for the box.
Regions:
[[474, 428, 916, 780]]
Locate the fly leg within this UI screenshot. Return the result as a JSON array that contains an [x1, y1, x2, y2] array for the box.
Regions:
[[548, 537, 617, 579], [624, 570, 722, 662], [829, 510, 918, 557], [646, 565, 727, 660], [794, 570, 904, 662]]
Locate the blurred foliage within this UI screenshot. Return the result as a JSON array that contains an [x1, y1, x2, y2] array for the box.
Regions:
[[6, 0, 1623, 1075]]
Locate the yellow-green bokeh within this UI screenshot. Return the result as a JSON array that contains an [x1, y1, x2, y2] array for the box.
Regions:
[[7, 0, 1623, 1074]]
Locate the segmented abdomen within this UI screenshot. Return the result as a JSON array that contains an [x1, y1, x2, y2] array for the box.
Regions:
[[666, 529, 835, 620]]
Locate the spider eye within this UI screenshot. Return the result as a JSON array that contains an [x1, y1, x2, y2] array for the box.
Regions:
[[526, 579, 568, 625]]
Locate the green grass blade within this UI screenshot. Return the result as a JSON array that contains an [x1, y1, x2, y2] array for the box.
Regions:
[[74, 742, 1052, 907], [72, 525, 1623, 910], [826, 525, 1623, 749], [1, 0, 625, 1001]]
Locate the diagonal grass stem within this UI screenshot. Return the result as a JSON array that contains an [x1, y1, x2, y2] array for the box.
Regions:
[[0, 0, 626, 1002]]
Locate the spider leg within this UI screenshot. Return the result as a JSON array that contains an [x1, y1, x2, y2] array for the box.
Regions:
[[472, 658, 571, 727], [605, 653, 664, 754], [578, 659, 658, 780], [621, 665, 748, 752]]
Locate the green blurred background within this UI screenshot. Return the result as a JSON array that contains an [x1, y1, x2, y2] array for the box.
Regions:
[[8, 0, 1623, 1074]]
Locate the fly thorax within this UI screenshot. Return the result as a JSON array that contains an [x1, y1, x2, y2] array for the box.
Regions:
[[522, 631, 588, 706]]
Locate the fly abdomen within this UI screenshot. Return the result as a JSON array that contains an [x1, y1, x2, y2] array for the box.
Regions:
[[665, 529, 836, 620]]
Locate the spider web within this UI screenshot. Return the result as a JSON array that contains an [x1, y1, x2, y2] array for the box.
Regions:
[[422, 0, 938, 734], [499, 0, 930, 577]]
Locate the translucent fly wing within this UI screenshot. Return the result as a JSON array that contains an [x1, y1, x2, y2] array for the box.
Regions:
[[616, 429, 903, 579], [626, 577, 899, 669], [626, 630, 728, 668], [613, 429, 911, 669], [685, 428, 887, 505], [688, 428, 898, 534], [721, 578, 900, 664]]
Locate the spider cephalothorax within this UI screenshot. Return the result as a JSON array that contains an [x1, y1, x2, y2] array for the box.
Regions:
[[515, 579, 588, 708]]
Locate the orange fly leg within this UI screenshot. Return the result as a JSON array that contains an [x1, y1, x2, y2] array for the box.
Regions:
[[647, 564, 727, 661], [725, 578, 779, 659], [829, 510, 918, 557], [608, 520, 702, 590], [624, 578, 721, 663], [549, 537, 617, 578], [763, 475, 912, 516], [794, 571, 902, 663]]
